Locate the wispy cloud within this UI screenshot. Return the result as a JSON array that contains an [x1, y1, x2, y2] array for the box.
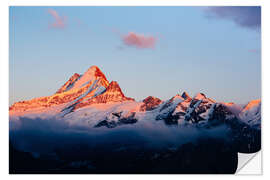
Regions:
[[122, 32, 157, 49], [204, 7, 261, 30], [48, 9, 67, 29]]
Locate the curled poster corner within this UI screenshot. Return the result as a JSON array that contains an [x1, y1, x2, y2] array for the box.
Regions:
[[236, 151, 262, 174]]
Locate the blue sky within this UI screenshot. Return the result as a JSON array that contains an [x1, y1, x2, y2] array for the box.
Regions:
[[9, 6, 261, 105]]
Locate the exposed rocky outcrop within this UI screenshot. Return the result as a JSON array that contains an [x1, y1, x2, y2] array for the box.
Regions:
[[181, 91, 191, 100], [140, 96, 162, 111], [95, 111, 137, 128]]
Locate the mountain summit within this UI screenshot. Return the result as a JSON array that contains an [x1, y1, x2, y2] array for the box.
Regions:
[[70, 65, 109, 91], [56, 66, 109, 94]]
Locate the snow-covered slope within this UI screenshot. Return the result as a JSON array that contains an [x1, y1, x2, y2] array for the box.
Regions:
[[239, 99, 261, 129]]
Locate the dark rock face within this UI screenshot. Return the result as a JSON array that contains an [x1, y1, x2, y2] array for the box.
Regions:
[[95, 111, 137, 128], [155, 96, 184, 125], [207, 104, 234, 126], [184, 99, 204, 123], [94, 120, 118, 128], [156, 111, 179, 125], [112, 112, 122, 118], [181, 91, 191, 100], [140, 96, 162, 111], [56, 73, 81, 94]]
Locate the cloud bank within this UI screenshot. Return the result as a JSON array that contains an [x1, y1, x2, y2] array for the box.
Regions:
[[48, 9, 67, 29], [204, 6, 261, 30], [122, 32, 157, 49], [10, 116, 229, 154]]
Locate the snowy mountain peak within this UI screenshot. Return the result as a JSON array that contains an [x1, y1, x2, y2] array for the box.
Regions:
[[87, 65, 108, 81], [69, 65, 109, 91], [181, 92, 191, 100], [193, 93, 206, 100], [172, 94, 185, 101], [243, 99, 261, 112]]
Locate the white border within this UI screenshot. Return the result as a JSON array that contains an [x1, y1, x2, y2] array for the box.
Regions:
[[1, 0, 269, 179], [237, 151, 262, 174], [0, 0, 9, 177]]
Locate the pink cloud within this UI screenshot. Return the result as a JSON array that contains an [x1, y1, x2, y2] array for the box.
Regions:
[[122, 32, 157, 49], [48, 9, 67, 29]]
